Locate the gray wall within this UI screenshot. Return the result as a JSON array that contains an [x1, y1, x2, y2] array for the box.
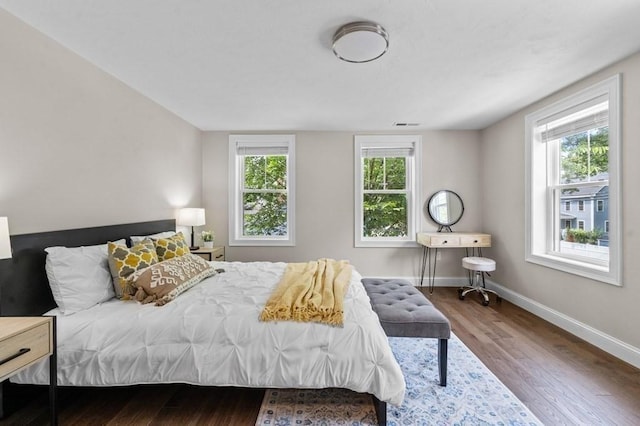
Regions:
[[0, 9, 203, 234], [203, 130, 483, 279], [481, 52, 640, 350]]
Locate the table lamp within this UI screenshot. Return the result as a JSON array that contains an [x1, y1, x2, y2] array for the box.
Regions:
[[177, 208, 205, 250], [0, 217, 12, 260]]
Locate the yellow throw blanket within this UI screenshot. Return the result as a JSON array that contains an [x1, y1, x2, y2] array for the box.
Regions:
[[259, 259, 352, 327]]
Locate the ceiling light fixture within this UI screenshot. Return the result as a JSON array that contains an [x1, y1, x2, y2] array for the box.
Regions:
[[332, 21, 389, 63]]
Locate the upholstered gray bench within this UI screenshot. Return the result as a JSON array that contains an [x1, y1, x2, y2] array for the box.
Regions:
[[361, 278, 451, 387]]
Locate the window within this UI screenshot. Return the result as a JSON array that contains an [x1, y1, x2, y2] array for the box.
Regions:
[[597, 200, 604, 212], [228, 135, 295, 246], [525, 75, 621, 285], [355, 135, 422, 247], [564, 201, 571, 211], [563, 220, 572, 229], [605, 220, 610, 233]]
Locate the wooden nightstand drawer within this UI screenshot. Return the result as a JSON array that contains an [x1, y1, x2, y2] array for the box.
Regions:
[[191, 246, 225, 261], [0, 319, 52, 382]]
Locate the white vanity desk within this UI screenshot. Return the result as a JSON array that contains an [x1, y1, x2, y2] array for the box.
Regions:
[[417, 232, 492, 292]]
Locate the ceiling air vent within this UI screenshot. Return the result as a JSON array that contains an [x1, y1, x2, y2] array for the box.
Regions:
[[393, 122, 420, 127]]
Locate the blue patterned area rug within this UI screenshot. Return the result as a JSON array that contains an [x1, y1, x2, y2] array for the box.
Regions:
[[255, 334, 543, 425]]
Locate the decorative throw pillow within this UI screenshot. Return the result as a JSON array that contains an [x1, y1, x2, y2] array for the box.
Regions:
[[107, 240, 158, 298], [130, 231, 176, 245], [154, 232, 190, 261], [128, 253, 217, 306]]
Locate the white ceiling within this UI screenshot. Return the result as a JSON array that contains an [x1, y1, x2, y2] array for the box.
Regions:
[[2, 1, 640, 131]]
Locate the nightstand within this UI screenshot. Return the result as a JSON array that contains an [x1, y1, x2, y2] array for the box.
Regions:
[[0, 316, 57, 425], [191, 246, 225, 261]]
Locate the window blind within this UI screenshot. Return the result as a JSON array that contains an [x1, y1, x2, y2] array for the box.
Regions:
[[361, 146, 414, 158], [236, 144, 288, 156], [539, 97, 609, 141]]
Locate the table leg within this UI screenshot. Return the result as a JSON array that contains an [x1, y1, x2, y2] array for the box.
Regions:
[[49, 316, 57, 426]]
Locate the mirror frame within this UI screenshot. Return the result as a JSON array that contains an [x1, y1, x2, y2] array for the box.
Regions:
[[425, 190, 465, 231]]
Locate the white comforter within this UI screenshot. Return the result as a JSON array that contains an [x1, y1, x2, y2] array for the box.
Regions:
[[12, 261, 406, 405]]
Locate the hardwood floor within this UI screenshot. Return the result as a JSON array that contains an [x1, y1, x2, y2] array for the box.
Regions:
[[1, 287, 639, 425], [424, 287, 640, 426]]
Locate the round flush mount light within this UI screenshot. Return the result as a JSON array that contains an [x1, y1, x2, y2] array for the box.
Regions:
[[332, 21, 389, 63]]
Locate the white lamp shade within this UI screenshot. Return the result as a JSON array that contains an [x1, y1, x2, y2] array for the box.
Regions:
[[177, 208, 206, 227], [0, 217, 12, 260]]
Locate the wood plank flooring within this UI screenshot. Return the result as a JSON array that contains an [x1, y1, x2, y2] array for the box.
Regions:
[[1, 287, 639, 425]]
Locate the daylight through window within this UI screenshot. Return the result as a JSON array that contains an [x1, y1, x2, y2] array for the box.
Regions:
[[228, 135, 295, 246], [355, 135, 421, 247], [525, 75, 621, 285]]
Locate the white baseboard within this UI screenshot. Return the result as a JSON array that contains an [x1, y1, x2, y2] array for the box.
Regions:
[[367, 275, 640, 370], [484, 279, 640, 370]]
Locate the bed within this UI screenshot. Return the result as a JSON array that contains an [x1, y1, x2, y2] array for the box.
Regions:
[[0, 220, 405, 424]]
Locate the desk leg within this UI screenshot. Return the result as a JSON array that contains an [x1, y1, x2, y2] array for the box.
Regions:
[[428, 248, 438, 293], [49, 316, 57, 426], [420, 246, 439, 293], [420, 246, 428, 287]]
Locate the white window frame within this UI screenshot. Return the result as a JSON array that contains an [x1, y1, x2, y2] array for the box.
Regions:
[[597, 200, 604, 212], [578, 220, 585, 230], [354, 135, 422, 248], [525, 75, 621, 285], [578, 200, 585, 211], [605, 220, 610, 233], [564, 201, 571, 211], [228, 134, 295, 246]]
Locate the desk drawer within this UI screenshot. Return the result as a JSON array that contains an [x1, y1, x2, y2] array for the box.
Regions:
[[0, 323, 51, 380], [428, 235, 461, 247], [460, 234, 491, 247]]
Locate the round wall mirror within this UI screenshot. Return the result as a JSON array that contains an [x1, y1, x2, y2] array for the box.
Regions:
[[425, 190, 464, 231]]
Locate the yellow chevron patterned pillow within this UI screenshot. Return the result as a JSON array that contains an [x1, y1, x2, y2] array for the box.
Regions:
[[154, 232, 190, 261], [108, 240, 158, 298]]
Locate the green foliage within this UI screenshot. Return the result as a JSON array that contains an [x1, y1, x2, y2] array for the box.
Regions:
[[363, 194, 408, 237], [242, 155, 288, 236], [362, 157, 408, 237], [363, 157, 406, 190], [244, 155, 287, 189], [565, 228, 603, 245], [560, 128, 609, 183]]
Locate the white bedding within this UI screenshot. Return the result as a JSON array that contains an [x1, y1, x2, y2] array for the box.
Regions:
[[12, 261, 406, 405]]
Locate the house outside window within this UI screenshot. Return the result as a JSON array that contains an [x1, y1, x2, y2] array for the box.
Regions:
[[525, 75, 621, 285], [228, 135, 295, 246], [565, 201, 571, 211], [354, 135, 422, 247]]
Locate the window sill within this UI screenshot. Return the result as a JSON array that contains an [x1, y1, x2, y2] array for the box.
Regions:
[[229, 239, 295, 247], [526, 253, 620, 286], [355, 240, 419, 248]]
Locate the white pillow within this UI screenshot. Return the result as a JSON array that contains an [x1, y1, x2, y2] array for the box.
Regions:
[[45, 239, 126, 315], [130, 231, 176, 244]]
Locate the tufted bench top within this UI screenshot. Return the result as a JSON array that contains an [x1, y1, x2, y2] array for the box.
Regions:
[[361, 278, 451, 339]]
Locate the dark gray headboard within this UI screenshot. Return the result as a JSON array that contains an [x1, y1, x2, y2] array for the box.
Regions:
[[0, 219, 175, 316]]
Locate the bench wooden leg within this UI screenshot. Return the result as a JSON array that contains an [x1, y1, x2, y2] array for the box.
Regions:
[[372, 396, 387, 425], [438, 338, 448, 386]]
